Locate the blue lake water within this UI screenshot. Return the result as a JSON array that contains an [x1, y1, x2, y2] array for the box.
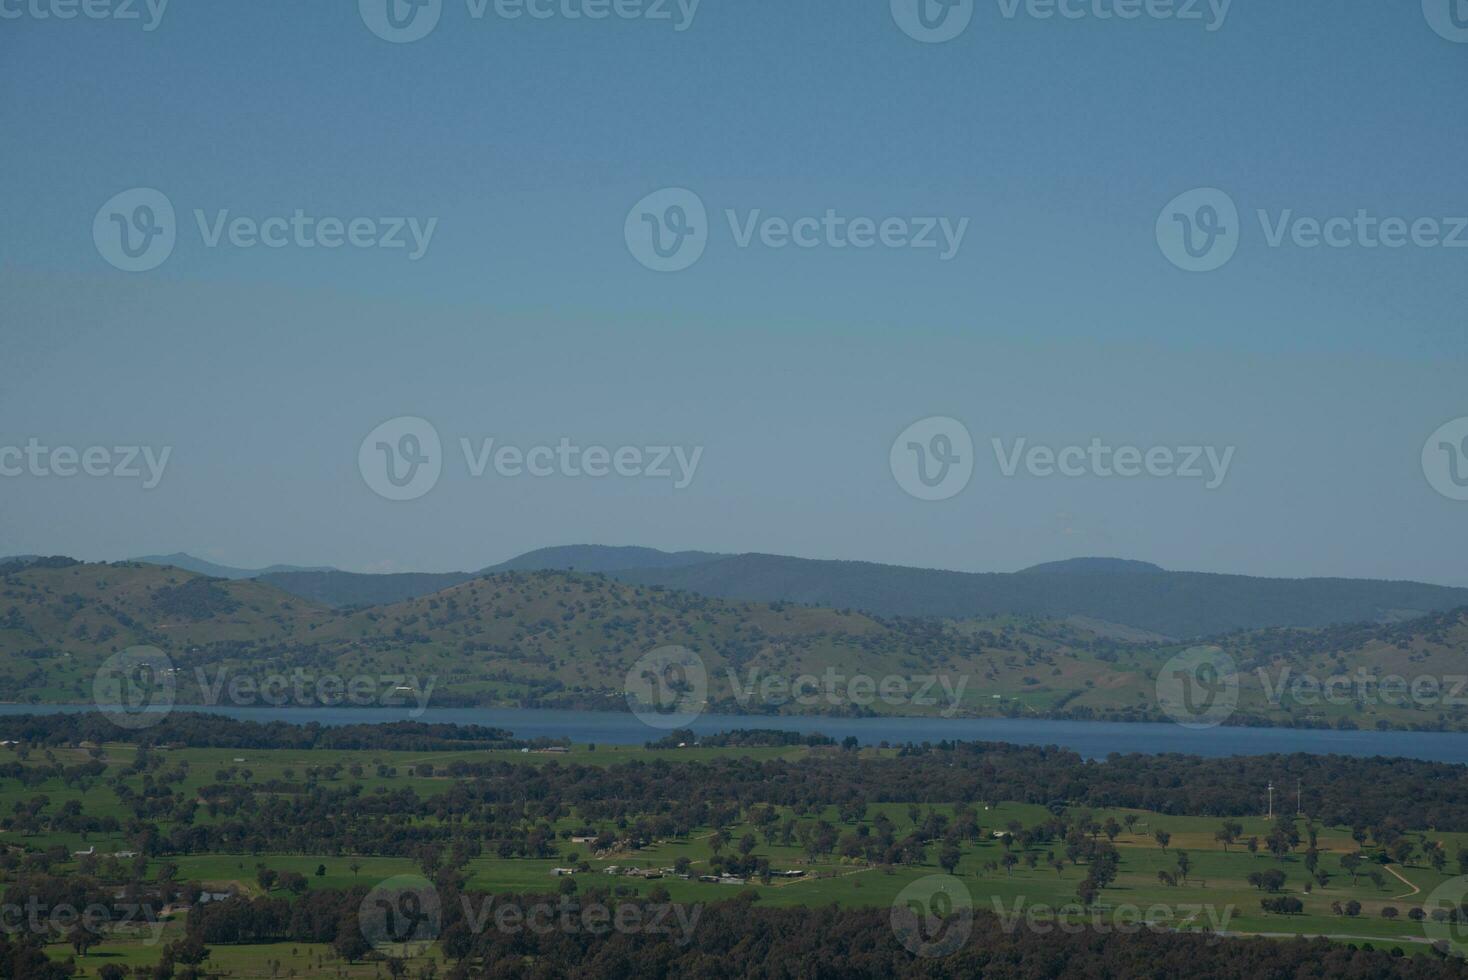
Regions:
[[5, 704, 1468, 762]]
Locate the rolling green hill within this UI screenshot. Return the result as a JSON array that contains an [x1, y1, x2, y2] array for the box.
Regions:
[[237, 545, 1468, 638], [2, 560, 1467, 729], [131, 552, 335, 579], [607, 552, 1468, 638]]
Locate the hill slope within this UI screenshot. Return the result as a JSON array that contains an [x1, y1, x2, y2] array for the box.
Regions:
[[132, 553, 335, 579], [485, 544, 725, 574], [606, 553, 1468, 638], [256, 569, 475, 608], [2, 561, 1467, 729]]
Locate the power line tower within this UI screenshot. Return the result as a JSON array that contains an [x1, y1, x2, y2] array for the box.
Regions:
[[1266, 781, 1274, 820]]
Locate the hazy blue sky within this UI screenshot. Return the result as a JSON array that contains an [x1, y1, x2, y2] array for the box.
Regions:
[[1, 0, 1465, 584]]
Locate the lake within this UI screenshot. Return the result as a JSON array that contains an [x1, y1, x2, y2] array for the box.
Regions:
[[5, 703, 1468, 762]]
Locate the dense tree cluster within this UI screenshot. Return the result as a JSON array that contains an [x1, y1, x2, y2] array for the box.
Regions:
[[188, 888, 1468, 979], [0, 714, 538, 752]]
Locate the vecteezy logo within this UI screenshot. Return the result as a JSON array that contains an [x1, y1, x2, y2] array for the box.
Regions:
[[891, 875, 973, 958], [1424, 876, 1468, 957], [93, 646, 175, 730], [625, 645, 708, 729], [891, 0, 974, 43], [1156, 188, 1240, 273], [359, 875, 441, 955], [360, 0, 442, 43], [890, 416, 974, 501], [624, 188, 708, 272], [1156, 646, 1238, 729], [1423, 0, 1468, 42], [358, 416, 443, 501], [93, 188, 176, 272], [1424, 417, 1468, 501]]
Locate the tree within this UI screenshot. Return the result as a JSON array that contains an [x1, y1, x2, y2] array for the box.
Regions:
[[1341, 852, 1363, 885], [166, 937, 210, 968], [1175, 850, 1191, 884], [1154, 829, 1171, 852], [332, 912, 371, 963], [938, 844, 961, 875], [68, 928, 99, 958], [1247, 869, 1286, 892], [1076, 878, 1098, 907], [1382, 907, 1400, 919], [1215, 821, 1242, 852]]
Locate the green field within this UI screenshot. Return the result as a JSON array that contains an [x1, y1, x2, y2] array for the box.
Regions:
[[3, 740, 1464, 976]]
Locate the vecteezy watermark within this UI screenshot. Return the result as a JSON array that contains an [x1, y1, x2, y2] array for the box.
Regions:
[[994, 0, 1231, 30], [993, 437, 1234, 489], [359, 0, 700, 44], [992, 896, 1235, 936], [1424, 876, 1468, 958], [1156, 646, 1238, 729], [459, 894, 701, 945], [93, 647, 176, 730], [1423, 0, 1468, 43], [359, 417, 443, 501], [191, 668, 437, 716], [1424, 417, 1468, 502], [359, 416, 704, 501], [890, 0, 975, 43], [891, 0, 1231, 44], [625, 188, 969, 272], [891, 875, 973, 958], [625, 645, 708, 729], [1256, 667, 1468, 711], [891, 418, 1235, 501], [0, 439, 171, 489], [0, 0, 168, 31], [93, 188, 437, 272], [891, 417, 974, 502], [0, 898, 167, 947], [1155, 188, 1239, 273], [726, 668, 969, 717], [1158, 187, 1468, 273], [360, 876, 442, 955]]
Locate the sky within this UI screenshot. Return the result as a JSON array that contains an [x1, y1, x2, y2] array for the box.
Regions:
[[1, 0, 1465, 584]]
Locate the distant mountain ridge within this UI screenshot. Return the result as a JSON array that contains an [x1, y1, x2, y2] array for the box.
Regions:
[[1018, 557, 1166, 575], [607, 552, 1468, 638], [484, 544, 725, 574], [97, 545, 1468, 638], [132, 553, 335, 580]]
